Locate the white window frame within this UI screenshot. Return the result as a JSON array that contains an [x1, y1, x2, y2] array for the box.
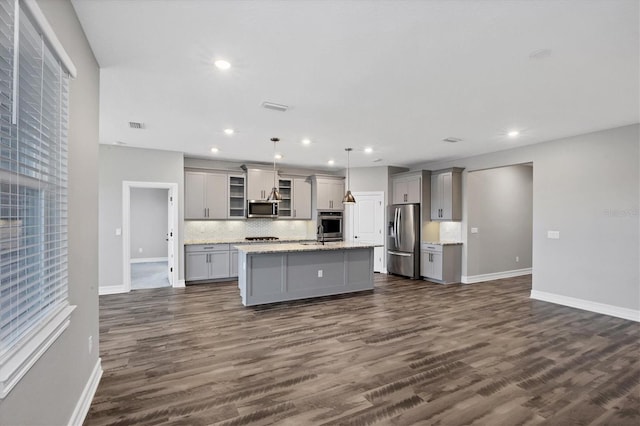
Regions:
[[0, 0, 77, 399]]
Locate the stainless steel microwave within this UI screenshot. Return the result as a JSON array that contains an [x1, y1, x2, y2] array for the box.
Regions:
[[247, 200, 278, 218]]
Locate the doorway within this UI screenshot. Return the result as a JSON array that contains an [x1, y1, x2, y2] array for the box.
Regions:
[[122, 181, 180, 292], [345, 191, 385, 272]]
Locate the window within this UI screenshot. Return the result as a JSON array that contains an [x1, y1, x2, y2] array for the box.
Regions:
[[0, 0, 76, 398]]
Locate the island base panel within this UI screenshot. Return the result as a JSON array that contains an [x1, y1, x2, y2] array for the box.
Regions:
[[239, 248, 374, 306]]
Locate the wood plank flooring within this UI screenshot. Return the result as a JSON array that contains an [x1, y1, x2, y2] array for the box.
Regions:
[[86, 274, 640, 425]]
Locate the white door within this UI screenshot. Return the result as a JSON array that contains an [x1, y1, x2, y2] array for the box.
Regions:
[[167, 189, 174, 285], [349, 192, 385, 272]]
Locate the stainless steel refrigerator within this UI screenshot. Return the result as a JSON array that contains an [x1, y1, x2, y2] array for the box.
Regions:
[[387, 203, 420, 279]]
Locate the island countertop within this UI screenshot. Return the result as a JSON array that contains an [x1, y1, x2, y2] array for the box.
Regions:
[[234, 241, 378, 254]]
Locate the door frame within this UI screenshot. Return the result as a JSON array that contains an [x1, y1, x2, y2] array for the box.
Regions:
[[122, 181, 180, 292], [345, 191, 386, 272]]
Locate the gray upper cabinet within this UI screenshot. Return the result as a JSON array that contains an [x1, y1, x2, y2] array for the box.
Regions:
[[392, 174, 421, 204], [292, 177, 312, 219], [185, 171, 227, 219], [247, 169, 276, 200], [228, 174, 246, 218], [313, 176, 344, 211], [278, 176, 311, 219], [431, 168, 463, 221], [277, 178, 293, 218]]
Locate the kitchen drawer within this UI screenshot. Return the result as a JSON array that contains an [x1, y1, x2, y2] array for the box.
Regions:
[[421, 243, 443, 252], [185, 244, 230, 253]]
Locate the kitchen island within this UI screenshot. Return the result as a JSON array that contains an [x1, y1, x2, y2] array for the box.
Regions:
[[235, 242, 376, 306]]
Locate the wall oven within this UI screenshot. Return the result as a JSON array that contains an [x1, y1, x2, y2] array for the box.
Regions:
[[317, 211, 343, 241]]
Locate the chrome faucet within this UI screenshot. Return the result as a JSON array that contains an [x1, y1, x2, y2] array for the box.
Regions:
[[317, 225, 325, 245]]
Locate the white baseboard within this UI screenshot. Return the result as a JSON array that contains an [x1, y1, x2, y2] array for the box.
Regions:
[[174, 279, 186, 288], [68, 357, 102, 426], [130, 257, 168, 264], [530, 290, 640, 322], [462, 268, 532, 284], [98, 285, 127, 295]]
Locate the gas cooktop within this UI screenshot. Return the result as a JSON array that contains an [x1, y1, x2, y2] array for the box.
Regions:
[[245, 236, 279, 241]]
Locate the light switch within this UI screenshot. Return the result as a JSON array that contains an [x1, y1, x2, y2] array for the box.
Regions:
[[470, 227, 478, 234], [547, 231, 560, 239], [115, 228, 121, 236], [317, 270, 323, 278]]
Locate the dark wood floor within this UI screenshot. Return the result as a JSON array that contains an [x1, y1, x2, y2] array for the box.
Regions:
[[86, 274, 640, 425]]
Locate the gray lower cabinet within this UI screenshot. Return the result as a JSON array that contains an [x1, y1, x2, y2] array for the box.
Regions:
[[186, 244, 237, 282], [230, 249, 239, 277], [421, 243, 461, 284]]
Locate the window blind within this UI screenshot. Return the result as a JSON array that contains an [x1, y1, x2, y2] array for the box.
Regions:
[[0, 0, 69, 356]]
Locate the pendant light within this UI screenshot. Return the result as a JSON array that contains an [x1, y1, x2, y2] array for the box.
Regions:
[[266, 137, 282, 202], [342, 148, 356, 204]]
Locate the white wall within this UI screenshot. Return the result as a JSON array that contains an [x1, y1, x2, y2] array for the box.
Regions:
[[0, 0, 101, 424], [413, 124, 639, 318], [466, 164, 533, 277], [99, 145, 184, 291], [130, 188, 168, 259]]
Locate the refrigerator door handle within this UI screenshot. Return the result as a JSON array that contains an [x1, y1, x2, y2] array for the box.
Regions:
[[397, 208, 402, 247], [392, 207, 397, 247], [388, 250, 412, 257]]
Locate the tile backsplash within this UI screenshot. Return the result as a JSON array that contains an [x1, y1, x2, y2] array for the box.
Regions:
[[185, 219, 316, 241], [439, 221, 462, 242]]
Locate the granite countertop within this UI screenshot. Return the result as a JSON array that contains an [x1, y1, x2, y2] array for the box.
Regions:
[[184, 237, 315, 245], [235, 241, 379, 254], [422, 241, 463, 245]]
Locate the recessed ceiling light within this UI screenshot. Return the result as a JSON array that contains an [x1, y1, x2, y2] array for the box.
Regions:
[[214, 60, 231, 70], [364, 147, 373, 154], [302, 139, 311, 145], [508, 130, 520, 138], [274, 154, 283, 160], [328, 160, 335, 166], [210, 147, 219, 153], [224, 128, 234, 135]]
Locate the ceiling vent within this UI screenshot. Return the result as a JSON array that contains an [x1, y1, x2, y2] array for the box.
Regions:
[[529, 48, 552, 60], [261, 101, 288, 112], [442, 137, 462, 143], [128, 121, 144, 129]]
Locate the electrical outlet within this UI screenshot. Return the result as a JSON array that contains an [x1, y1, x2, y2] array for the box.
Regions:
[[115, 228, 121, 236], [138, 247, 143, 253], [470, 227, 478, 234], [317, 270, 323, 278], [547, 231, 560, 239], [516, 256, 519, 262], [88, 335, 93, 353]]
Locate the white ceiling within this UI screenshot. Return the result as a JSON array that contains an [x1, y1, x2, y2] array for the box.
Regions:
[[71, 0, 639, 169]]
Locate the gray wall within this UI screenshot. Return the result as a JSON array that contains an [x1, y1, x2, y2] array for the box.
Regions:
[[467, 165, 533, 276], [350, 166, 390, 207], [0, 0, 100, 424], [130, 188, 169, 259], [99, 145, 184, 290], [414, 124, 639, 312]]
